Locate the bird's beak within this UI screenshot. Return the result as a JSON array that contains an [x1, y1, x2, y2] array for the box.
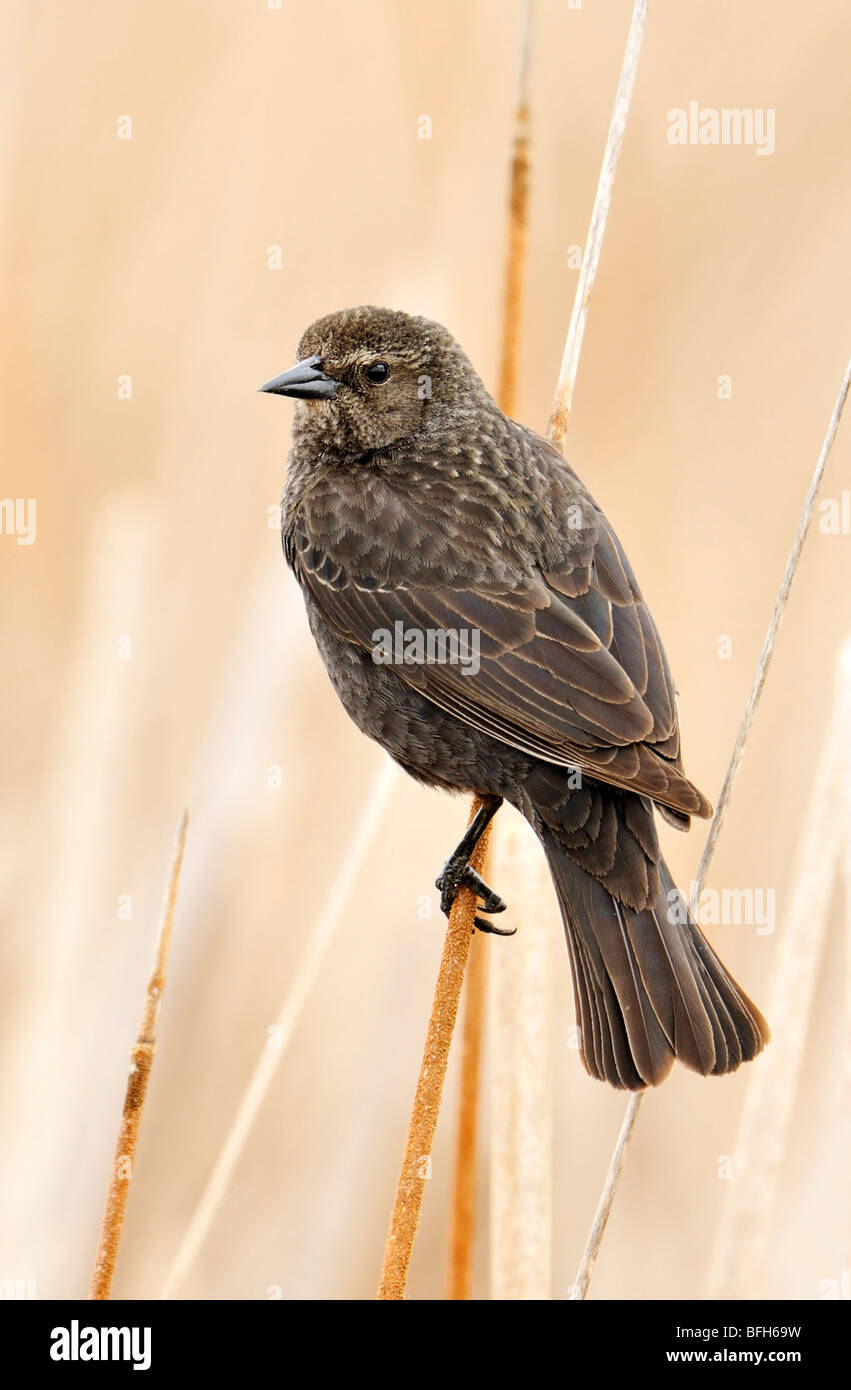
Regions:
[[258, 354, 339, 400]]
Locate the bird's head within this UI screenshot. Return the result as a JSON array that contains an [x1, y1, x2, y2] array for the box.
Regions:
[[260, 306, 487, 457]]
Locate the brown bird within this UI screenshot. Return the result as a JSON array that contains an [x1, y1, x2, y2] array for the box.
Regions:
[[261, 306, 769, 1089]]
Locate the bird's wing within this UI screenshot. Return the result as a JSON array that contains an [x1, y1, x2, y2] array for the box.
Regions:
[[288, 506, 711, 819]]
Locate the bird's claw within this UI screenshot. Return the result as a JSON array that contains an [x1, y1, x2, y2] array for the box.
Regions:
[[435, 857, 507, 920], [473, 916, 517, 937]]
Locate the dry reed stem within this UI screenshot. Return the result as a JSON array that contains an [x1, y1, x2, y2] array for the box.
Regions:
[[511, 0, 650, 1303], [568, 1092, 642, 1301], [496, 0, 535, 419], [496, 122, 529, 414], [482, 0, 553, 1304], [572, 357, 851, 1301], [445, 0, 536, 1301], [705, 637, 851, 1298], [2, 500, 159, 1275], [693, 357, 851, 895], [160, 757, 397, 1299], [481, 0, 649, 1303], [89, 810, 188, 1299], [490, 821, 553, 1299], [377, 800, 494, 1300], [547, 0, 648, 450], [464, 0, 647, 1300], [843, 666, 851, 1119], [446, 930, 488, 1300]]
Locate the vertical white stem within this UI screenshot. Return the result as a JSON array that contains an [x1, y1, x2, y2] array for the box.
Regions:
[[489, 820, 554, 1299], [842, 646, 851, 1120], [489, 0, 651, 1303], [160, 756, 397, 1299], [547, 0, 649, 446], [704, 638, 851, 1298]]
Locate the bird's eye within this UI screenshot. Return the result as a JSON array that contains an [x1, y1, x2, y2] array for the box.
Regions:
[[364, 361, 390, 384]]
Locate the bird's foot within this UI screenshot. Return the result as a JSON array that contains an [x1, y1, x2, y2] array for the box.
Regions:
[[435, 856, 515, 936], [436, 857, 505, 917], [434, 795, 513, 935]]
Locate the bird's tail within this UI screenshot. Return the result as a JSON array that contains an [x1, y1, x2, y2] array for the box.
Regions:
[[538, 825, 770, 1090]]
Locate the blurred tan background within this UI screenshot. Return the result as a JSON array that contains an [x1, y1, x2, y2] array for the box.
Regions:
[[1, 0, 849, 1300]]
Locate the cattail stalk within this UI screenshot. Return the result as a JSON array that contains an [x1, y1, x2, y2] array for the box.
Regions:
[[446, 0, 536, 1302], [90, 810, 188, 1299], [378, 802, 494, 1300]]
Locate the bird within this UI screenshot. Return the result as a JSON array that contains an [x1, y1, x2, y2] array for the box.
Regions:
[[261, 305, 769, 1090]]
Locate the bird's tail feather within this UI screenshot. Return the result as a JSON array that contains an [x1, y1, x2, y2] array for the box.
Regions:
[[539, 826, 770, 1089]]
